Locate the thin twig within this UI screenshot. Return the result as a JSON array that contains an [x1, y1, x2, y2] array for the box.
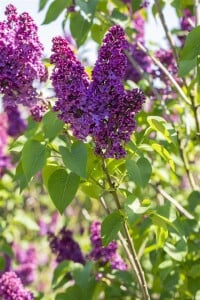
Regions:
[[151, 184, 194, 219], [194, 0, 200, 26], [192, 0, 200, 137], [136, 41, 191, 105], [154, 0, 179, 63]]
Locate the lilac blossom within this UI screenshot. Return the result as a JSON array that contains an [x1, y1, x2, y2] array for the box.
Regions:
[[151, 49, 181, 99], [13, 245, 37, 285], [48, 228, 85, 265], [124, 13, 151, 83], [124, 44, 152, 83], [4, 105, 26, 137], [51, 25, 145, 158], [50, 36, 90, 139], [89, 221, 127, 271], [178, 8, 195, 46], [0, 271, 34, 300], [0, 4, 47, 109]]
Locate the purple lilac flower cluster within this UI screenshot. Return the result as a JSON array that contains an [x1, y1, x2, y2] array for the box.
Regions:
[[0, 113, 11, 177], [51, 25, 145, 158], [48, 228, 85, 265], [4, 105, 26, 137], [124, 12, 152, 83], [178, 8, 195, 46], [152, 49, 180, 99], [0, 4, 47, 116], [50, 36, 90, 140], [0, 271, 34, 300], [89, 221, 127, 271], [13, 245, 37, 285]]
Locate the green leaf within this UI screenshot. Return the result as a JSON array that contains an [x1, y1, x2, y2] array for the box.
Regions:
[[48, 169, 80, 213], [70, 12, 91, 47], [101, 211, 124, 246], [42, 164, 60, 188], [151, 143, 175, 172], [126, 157, 152, 188], [188, 191, 200, 215], [131, 0, 142, 11], [188, 264, 200, 278], [55, 286, 82, 300], [76, 0, 98, 19], [60, 142, 87, 178], [164, 238, 187, 261], [42, 111, 64, 141], [15, 162, 28, 192], [39, 0, 50, 11], [178, 58, 197, 77], [81, 182, 101, 198], [0, 256, 6, 271], [73, 262, 93, 289], [52, 260, 70, 288], [180, 25, 200, 61], [43, 0, 71, 24], [151, 215, 168, 248], [91, 24, 108, 44], [110, 9, 128, 25], [21, 140, 47, 181], [147, 116, 173, 144]]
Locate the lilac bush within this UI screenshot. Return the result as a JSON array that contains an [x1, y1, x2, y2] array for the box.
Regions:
[[1, 1, 200, 300]]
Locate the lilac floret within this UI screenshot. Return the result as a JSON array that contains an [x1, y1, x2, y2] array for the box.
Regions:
[[0, 271, 34, 300], [48, 228, 85, 265], [89, 221, 128, 271], [4, 105, 26, 137]]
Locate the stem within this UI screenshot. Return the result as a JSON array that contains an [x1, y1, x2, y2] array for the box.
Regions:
[[136, 41, 191, 105], [100, 196, 143, 297], [193, 0, 200, 137], [102, 159, 151, 300], [194, 0, 200, 26], [151, 184, 194, 219], [154, 0, 179, 63]]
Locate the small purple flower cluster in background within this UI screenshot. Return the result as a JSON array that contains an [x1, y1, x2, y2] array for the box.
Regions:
[[13, 245, 37, 286], [48, 228, 86, 265], [4, 105, 26, 137], [178, 8, 195, 46], [0, 271, 34, 300], [124, 12, 152, 84], [51, 25, 145, 158], [0, 113, 11, 177], [152, 49, 181, 99], [89, 221, 127, 271]]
